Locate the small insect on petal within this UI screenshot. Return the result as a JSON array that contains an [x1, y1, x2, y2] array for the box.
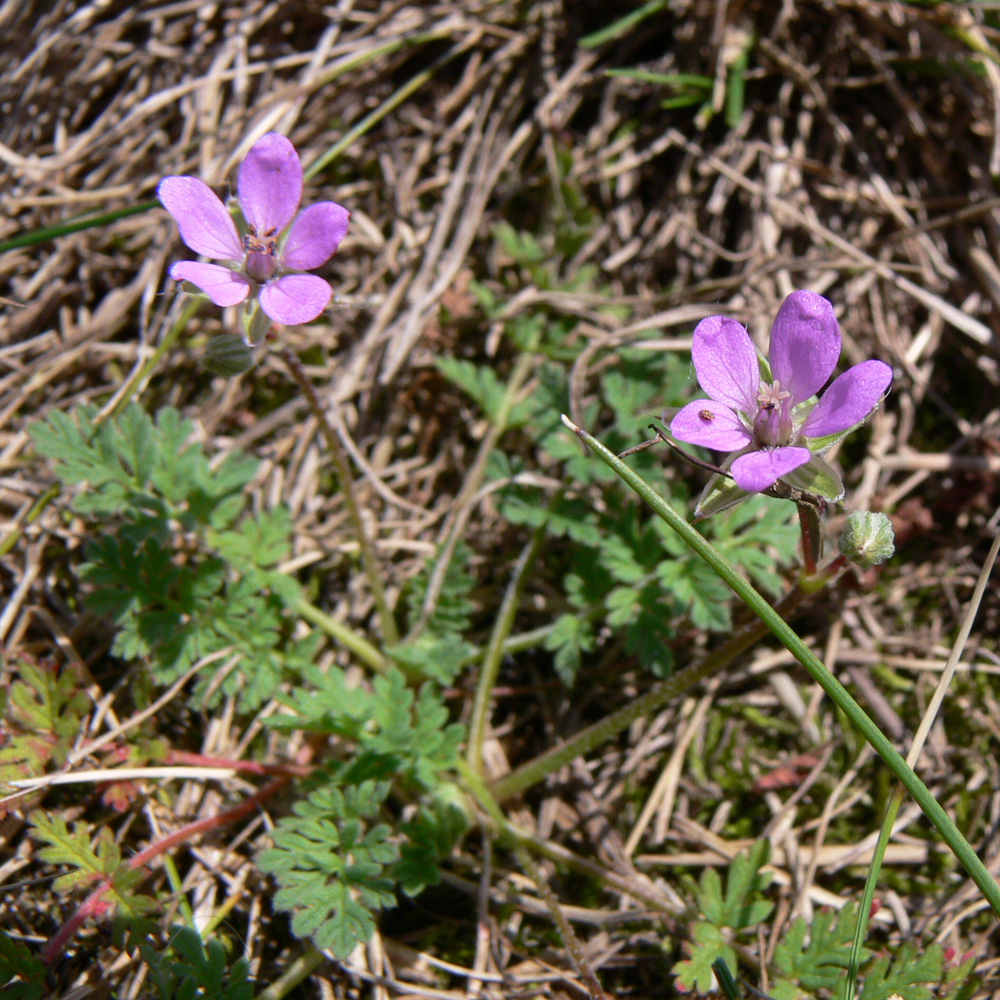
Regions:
[[698, 409, 715, 422]]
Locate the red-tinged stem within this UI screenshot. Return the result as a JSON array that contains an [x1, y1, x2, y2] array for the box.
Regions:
[[40, 775, 290, 965], [165, 750, 313, 777], [797, 501, 821, 576]]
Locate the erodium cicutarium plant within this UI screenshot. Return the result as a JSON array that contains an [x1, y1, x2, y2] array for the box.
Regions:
[[669, 290, 892, 516], [158, 132, 349, 332]]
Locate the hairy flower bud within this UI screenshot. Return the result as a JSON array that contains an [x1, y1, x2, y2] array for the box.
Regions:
[[838, 511, 895, 569]]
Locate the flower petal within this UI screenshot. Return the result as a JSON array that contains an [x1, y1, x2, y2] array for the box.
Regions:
[[158, 176, 242, 260], [730, 447, 811, 492], [169, 261, 250, 307], [259, 274, 332, 325], [281, 202, 350, 270], [691, 315, 760, 415], [767, 290, 840, 404], [800, 359, 893, 438], [238, 133, 303, 235], [670, 400, 752, 451]]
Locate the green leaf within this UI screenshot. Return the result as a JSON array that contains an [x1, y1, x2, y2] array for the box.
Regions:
[[403, 541, 476, 637], [673, 922, 737, 993], [393, 795, 467, 896], [258, 780, 399, 958], [388, 633, 477, 685], [269, 667, 463, 794], [657, 558, 732, 631], [138, 926, 253, 1000], [544, 612, 595, 686], [0, 658, 89, 778], [858, 941, 944, 1000], [772, 903, 870, 995]]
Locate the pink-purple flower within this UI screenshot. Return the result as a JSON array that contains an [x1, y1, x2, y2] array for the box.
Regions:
[[670, 291, 892, 503], [158, 133, 349, 326]]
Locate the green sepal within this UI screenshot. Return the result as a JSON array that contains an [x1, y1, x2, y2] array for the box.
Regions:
[[202, 334, 256, 377], [757, 350, 772, 384], [694, 471, 751, 518], [780, 454, 844, 501], [242, 302, 272, 347]]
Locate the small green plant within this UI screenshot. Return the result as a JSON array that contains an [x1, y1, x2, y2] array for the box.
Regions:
[[672, 841, 774, 992], [139, 926, 253, 1000], [0, 657, 89, 781], [24, 402, 469, 962], [29, 403, 310, 710]]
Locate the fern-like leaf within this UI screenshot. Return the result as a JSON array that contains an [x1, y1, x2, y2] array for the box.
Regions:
[[258, 780, 398, 957]]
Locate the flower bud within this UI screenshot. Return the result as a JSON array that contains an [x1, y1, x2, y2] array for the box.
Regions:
[[203, 333, 256, 376], [838, 511, 895, 569]]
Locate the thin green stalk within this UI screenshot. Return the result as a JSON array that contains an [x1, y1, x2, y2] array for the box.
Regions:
[[282, 349, 398, 645], [305, 36, 463, 179], [256, 946, 326, 1000], [0, 484, 58, 559], [563, 414, 1000, 919], [489, 573, 823, 803], [293, 596, 387, 674], [467, 519, 549, 775], [0, 201, 157, 254], [103, 296, 201, 421]]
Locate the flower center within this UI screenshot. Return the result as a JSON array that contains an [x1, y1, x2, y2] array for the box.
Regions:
[[243, 225, 278, 282], [753, 379, 793, 447]]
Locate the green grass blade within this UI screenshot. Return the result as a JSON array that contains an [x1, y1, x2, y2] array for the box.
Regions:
[[0, 201, 157, 254]]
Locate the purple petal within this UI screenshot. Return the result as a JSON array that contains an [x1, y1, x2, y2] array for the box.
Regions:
[[259, 274, 332, 325], [691, 315, 760, 415], [767, 291, 840, 404], [169, 261, 250, 307], [158, 176, 242, 260], [281, 202, 350, 270], [238, 133, 303, 236], [731, 447, 811, 492], [800, 359, 893, 438], [670, 400, 752, 451]]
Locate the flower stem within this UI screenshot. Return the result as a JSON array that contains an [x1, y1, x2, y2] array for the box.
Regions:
[[282, 348, 398, 645], [293, 595, 388, 674], [467, 518, 549, 776], [561, 414, 1000, 920], [797, 500, 821, 575]]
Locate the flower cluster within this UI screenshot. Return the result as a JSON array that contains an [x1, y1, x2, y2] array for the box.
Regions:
[[158, 133, 349, 328], [670, 291, 892, 514]]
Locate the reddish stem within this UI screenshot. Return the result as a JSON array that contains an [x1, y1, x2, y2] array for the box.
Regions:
[[40, 775, 290, 965], [165, 749, 313, 777]]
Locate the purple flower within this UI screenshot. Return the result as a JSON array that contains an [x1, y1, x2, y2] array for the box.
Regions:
[[158, 133, 349, 326], [670, 291, 892, 505]]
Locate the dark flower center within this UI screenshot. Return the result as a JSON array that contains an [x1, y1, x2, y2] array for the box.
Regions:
[[243, 225, 278, 282], [753, 380, 793, 447]]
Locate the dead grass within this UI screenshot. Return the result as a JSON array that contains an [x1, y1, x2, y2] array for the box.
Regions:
[[2, 0, 1000, 996]]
